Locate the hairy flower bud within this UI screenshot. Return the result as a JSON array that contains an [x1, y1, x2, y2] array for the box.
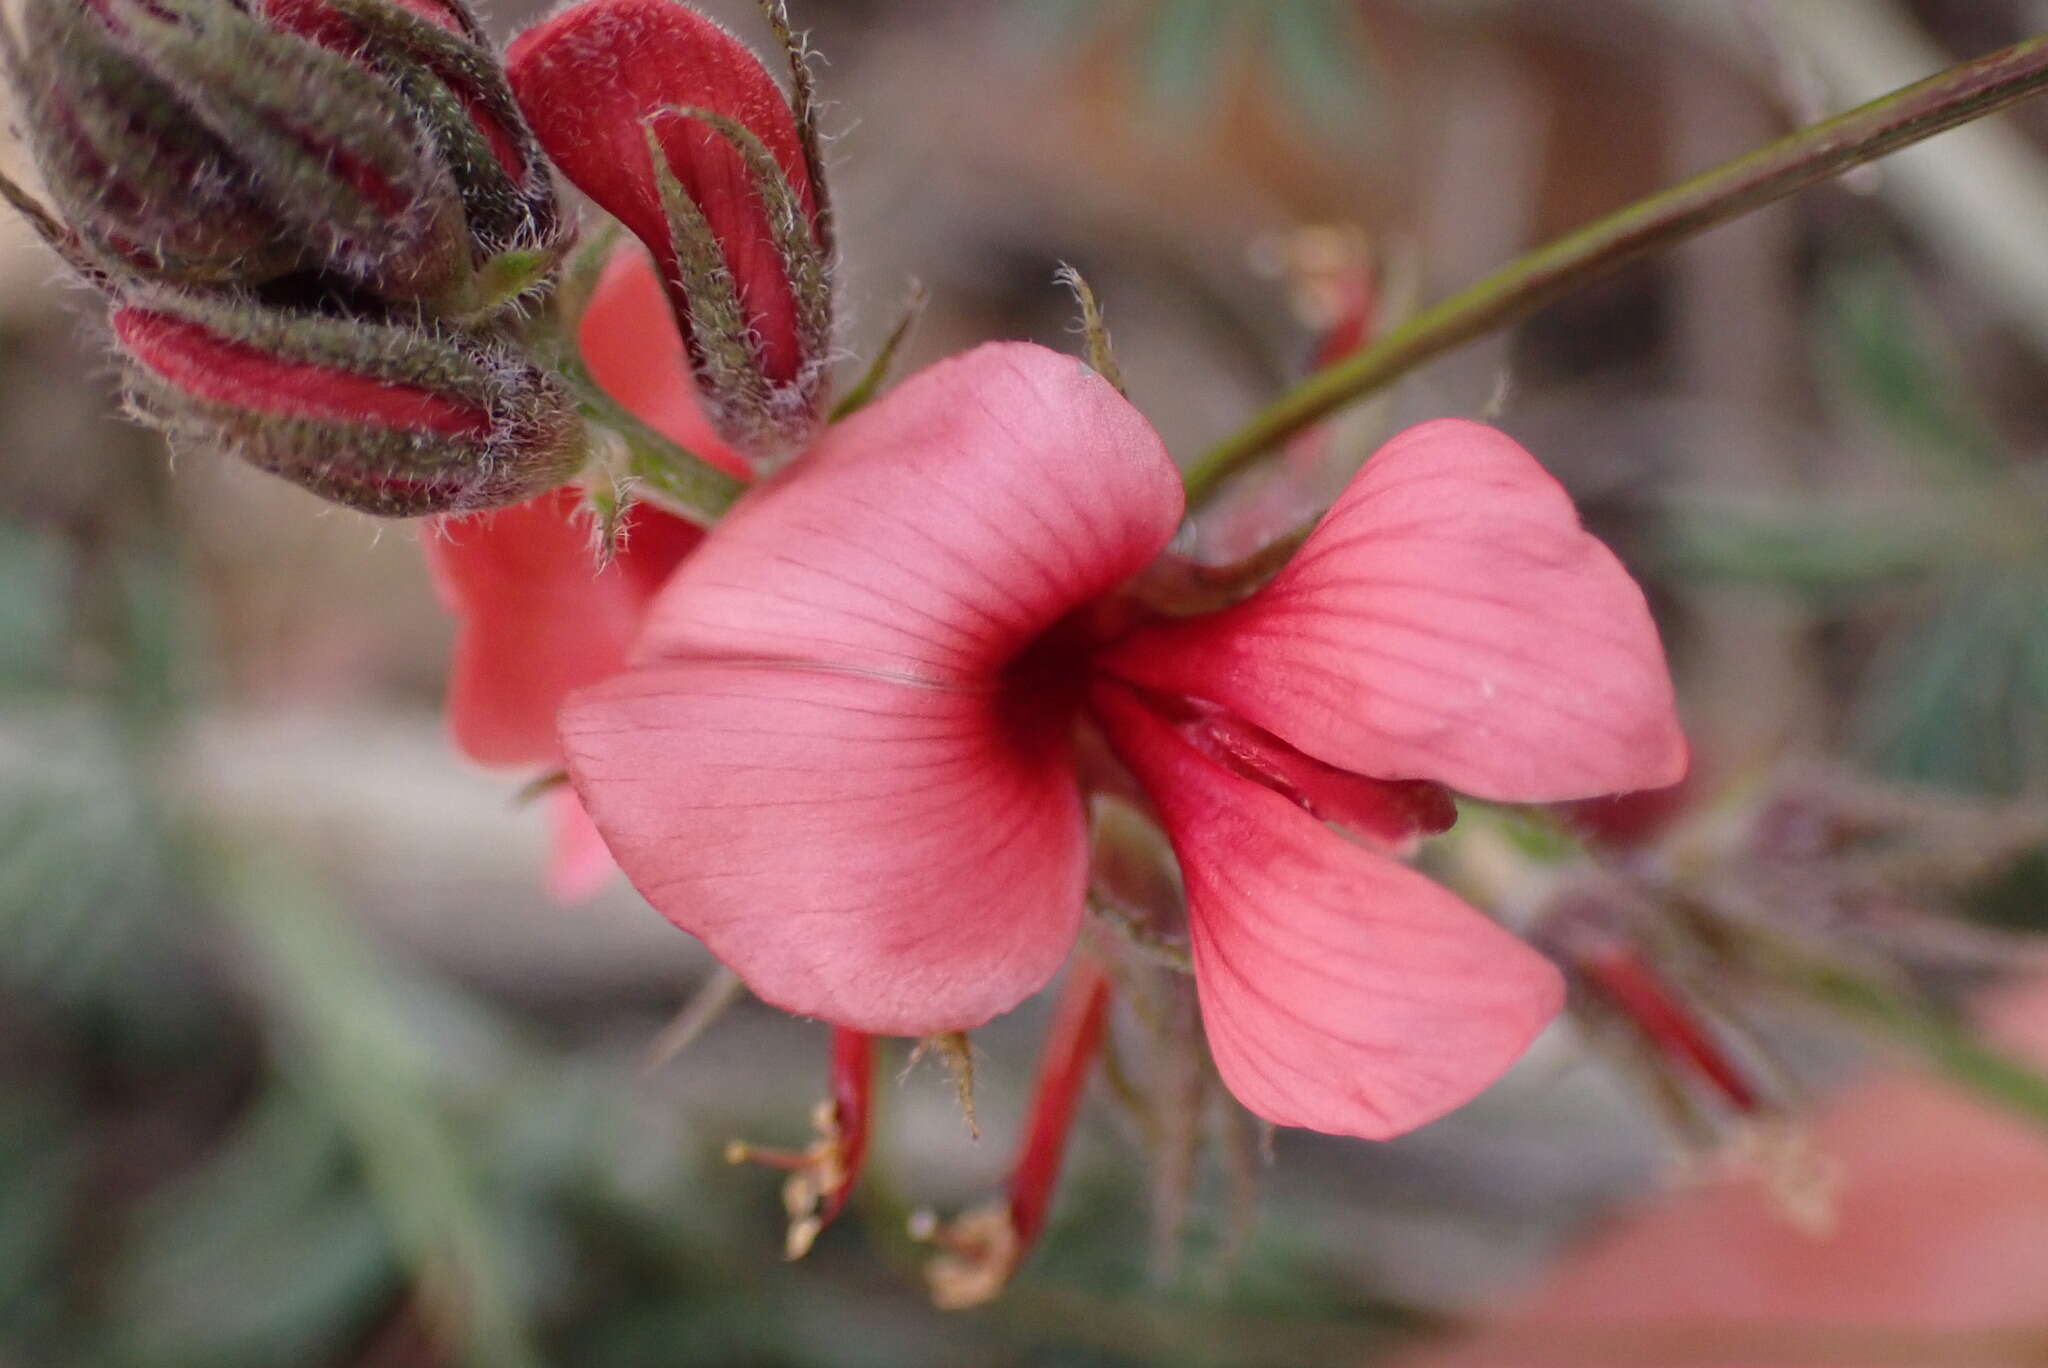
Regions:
[[8, 0, 306, 284], [507, 0, 833, 462], [254, 0, 561, 261], [113, 292, 585, 516], [6, 0, 559, 304]]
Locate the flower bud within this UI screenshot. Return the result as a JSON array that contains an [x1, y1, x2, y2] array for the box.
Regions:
[[7, 0, 307, 284], [254, 0, 562, 262], [6, 0, 559, 304], [113, 292, 585, 516], [507, 0, 833, 463]]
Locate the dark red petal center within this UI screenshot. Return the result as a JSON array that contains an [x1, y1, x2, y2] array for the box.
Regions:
[[1090, 678, 1456, 851]]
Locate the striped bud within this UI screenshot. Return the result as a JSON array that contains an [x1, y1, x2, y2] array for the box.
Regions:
[[507, 0, 833, 464], [113, 292, 585, 516], [8, 0, 307, 285], [254, 0, 562, 263], [6, 0, 559, 306]]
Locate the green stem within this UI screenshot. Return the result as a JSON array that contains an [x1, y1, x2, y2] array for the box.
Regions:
[[0, 164, 118, 288], [828, 279, 927, 422], [518, 224, 743, 524], [1787, 952, 2048, 1129], [558, 362, 744, 525], [1183, 32, 2048, 506]]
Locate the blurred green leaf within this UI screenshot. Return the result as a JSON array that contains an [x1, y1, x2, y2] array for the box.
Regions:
[[1856, 572, 2048, 795], [104, 1089, 395, 1368], [111, 542, 201, 722], [1141, 0, 1235, 111], [0, 520, 67, 687], [1027, 0, 1379, 146], [0, 709, 202, 1039], [1664, 494, 1961, 590], [1264, 1, 1379, 138], [1817, 255, 2001, 483], [0, 1091, 82, 1355], [212, 852, 544, 1368]]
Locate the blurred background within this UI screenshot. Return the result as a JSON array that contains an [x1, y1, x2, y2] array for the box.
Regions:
[[8, 0, 2048, 1363]]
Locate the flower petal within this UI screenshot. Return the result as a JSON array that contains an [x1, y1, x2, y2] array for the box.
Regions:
[[578, 246, 747, 477], [1104, 419, 1686, 801], [425, 490, 703, 765], [1395, 977, 2048, 1368], [561, 661, 1088, 1033], [1157, 694, 1455, 852], [1092, 680, 1565, 1139], [543, 787, 616, 904], [506, 0, 814, 382], [633, 342, 1184, 683]]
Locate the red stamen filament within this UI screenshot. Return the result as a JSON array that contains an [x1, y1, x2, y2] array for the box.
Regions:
[[1581, 946, 1758, 1113], [727, 1027, 873, 1259], [919, 960, 1113, 1309]]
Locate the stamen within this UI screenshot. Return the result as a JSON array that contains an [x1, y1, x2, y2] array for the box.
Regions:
[[727, 1027, 873, 1259], [916, 960, 1112, 1308], [1578, 943, 1760, 1114]]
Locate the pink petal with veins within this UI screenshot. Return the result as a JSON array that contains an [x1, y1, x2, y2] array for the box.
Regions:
[[1103, 419, 1686, 802], [562, 663, 1086, 1032], [630, 342, 1184, 682], [1093, 680, 1564, 1139], [426, 490, 702, 765]]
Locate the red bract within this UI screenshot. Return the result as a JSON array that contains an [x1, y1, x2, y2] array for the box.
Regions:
[[506, 0, 820, 387], [561, 343, 1688, 1139]]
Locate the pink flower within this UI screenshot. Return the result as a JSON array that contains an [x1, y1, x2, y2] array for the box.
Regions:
[[561, 343, 1686, 1138], [1396, 976, 2048, 1368], [425, 248, 743, 893]]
